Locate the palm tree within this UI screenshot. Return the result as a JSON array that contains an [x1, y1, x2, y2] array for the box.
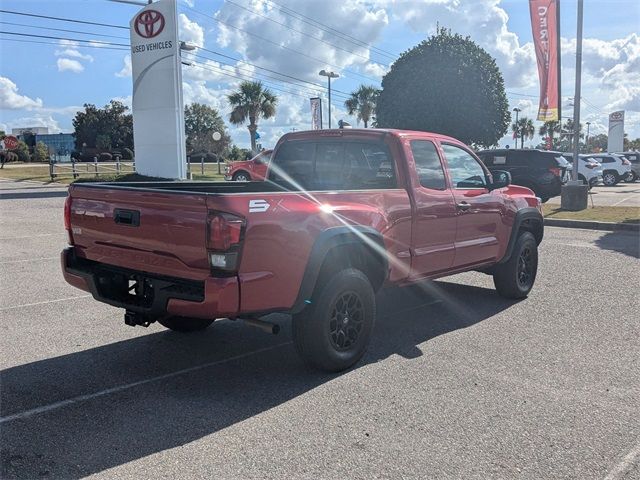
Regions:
[[344, 85, 380, 128], [561, 118, 584, 151], [512, 117, 535, 148], [227, 81, 277, 153], [521, 118, 535, 148], [538, 120, 561, 150]]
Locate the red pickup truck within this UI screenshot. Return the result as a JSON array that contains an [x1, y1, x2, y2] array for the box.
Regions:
[[62, 129, 543, 372], [224, 149, 272, 182]]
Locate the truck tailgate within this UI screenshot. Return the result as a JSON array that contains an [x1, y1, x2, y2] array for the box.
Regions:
[[68, 185, 210, 280]]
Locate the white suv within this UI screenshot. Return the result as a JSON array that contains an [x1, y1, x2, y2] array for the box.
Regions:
[[563, 154, 603, 187], [582, 154, 632, 186]]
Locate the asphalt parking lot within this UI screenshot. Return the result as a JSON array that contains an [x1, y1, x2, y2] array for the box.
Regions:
[[1, 180, 639, 479]]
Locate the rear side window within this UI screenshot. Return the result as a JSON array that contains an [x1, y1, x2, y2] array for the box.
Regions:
[[270, 140, 397, 191], [410, 140, 446, 190]]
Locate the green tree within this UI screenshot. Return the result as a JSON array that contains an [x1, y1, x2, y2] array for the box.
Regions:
[[227, 81, 277, 153], [559, 118, 584, 151], [72, 100, 133, 151], [589, 133, 608, 153], [33, 141, 49, 162], [538, 120, 561, 150], [376, 28, 509, 147], [12, 140, 30, 162], [226, 144, 252, 161], [512, 117, 535, 148], [344, 85, 380, 128], [627, 137, 640, 151], [185, 103, 231, 155]]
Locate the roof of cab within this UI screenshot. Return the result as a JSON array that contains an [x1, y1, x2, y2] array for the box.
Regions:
[[277, 128, 465, 145]]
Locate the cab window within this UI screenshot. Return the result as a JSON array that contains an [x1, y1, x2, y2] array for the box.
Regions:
[[410, 140, 447, 190], [442, 144, 487, 189]]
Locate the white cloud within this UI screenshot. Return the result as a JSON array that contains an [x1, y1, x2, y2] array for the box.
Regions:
[[6, 115, 63, 133], [179, 13, 204, 48], [55, 48, 93, 62], [386, 0, 537, 89], [0, 77, 43, 110], [116, 55, 132, 78], [57, 58, 84, 73], [214, 0, 389, 83]]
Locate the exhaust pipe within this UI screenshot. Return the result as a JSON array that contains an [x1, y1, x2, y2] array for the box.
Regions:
[[242, 317, 280, 335]]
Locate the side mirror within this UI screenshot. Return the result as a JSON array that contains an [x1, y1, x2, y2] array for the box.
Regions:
[[489, 170, 511, 190], [254, 157, 262, 165]]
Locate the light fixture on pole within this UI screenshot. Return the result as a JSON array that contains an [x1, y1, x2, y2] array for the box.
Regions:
[[319, 69, 339, 129], [513, 107, 521, 146]]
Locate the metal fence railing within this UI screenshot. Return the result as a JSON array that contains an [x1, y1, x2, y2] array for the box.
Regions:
[[49, 156, 135, 181]]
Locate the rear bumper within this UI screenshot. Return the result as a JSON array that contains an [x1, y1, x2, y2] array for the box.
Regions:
[[61, 247, 239, 319]]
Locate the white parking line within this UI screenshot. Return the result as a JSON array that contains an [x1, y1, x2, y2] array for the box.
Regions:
[[0, 256, 59, 264], [0, 342, 292, 424], [0, 295, 92, 311], [604, 438, 640, 480], [612, 194, 640, 207]]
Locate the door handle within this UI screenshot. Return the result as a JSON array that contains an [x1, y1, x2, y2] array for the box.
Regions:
[[456, 202, 471, 212]]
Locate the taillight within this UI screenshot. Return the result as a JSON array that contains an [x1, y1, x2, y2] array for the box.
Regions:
[[622, 159, 631, 165], [64, 195, 73, 244], [207, 212, 245, 273], [549, 167, 562, 177]]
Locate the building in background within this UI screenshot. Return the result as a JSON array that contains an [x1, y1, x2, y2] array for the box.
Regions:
[[12, 127, 49, 136]]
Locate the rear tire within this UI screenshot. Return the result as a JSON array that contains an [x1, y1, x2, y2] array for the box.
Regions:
[[493, 231, 538, 299], [292, 268, 375, 372], [158, 316, 214, 332]]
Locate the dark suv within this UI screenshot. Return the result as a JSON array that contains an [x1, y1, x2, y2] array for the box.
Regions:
[[476, 149, 570, 202]]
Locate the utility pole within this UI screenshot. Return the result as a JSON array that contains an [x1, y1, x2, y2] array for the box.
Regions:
[[585, 121, 591, 153], [571, 0, 584, 180], [319, 70, 339, 129], [560, 0, 588, 211], [513, 107, 521, 147]]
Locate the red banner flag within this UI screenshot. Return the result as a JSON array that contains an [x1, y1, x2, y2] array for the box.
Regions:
[[529, 0, 561, 122]]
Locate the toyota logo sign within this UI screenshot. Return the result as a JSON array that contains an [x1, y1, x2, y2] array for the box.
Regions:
[[134, 10, 165, 39]]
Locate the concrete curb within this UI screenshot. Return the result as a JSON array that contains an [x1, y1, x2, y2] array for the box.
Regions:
[[544, 218, 640, 232]]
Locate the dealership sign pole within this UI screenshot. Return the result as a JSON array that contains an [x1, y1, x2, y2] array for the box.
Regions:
[[607, 111, 625, 152], [130, 0, 187, 179]]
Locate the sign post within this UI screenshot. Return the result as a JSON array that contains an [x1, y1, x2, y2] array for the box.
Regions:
[[310, 97, 322, 130], [129, 0, 187, 179], [607, 111, 625, 152]]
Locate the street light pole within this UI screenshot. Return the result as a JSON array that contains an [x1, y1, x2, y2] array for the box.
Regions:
[[571, 0, 584, 181], [585, 121, 591, 153], [513, 107, 521, 147], [319, 70, 339, 129]]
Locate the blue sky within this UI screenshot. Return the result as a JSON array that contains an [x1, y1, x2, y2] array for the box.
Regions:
[[1, 0, 639, 149]]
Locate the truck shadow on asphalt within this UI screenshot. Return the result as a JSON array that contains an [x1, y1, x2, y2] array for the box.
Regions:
[[1, 280, 517, 479], [594, 231, 640, 258]]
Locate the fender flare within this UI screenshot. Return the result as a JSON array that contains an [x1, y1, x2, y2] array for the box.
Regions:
[[498, 207, 544, 264], [291, 226, 388, 314]]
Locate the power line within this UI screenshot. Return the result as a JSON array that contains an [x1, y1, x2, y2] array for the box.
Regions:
[[0, 9, 129, 30], [262, 0, 398, 60], [189, 59, 343, 110], [192, 53, 348, 102], [197, 46, 350, 98], [0, 31, 129, 47], [0, 36, 129, 51], [224, 0, 384, 64], [184, 5, 380, 84], [0, 20, 129, 40]]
